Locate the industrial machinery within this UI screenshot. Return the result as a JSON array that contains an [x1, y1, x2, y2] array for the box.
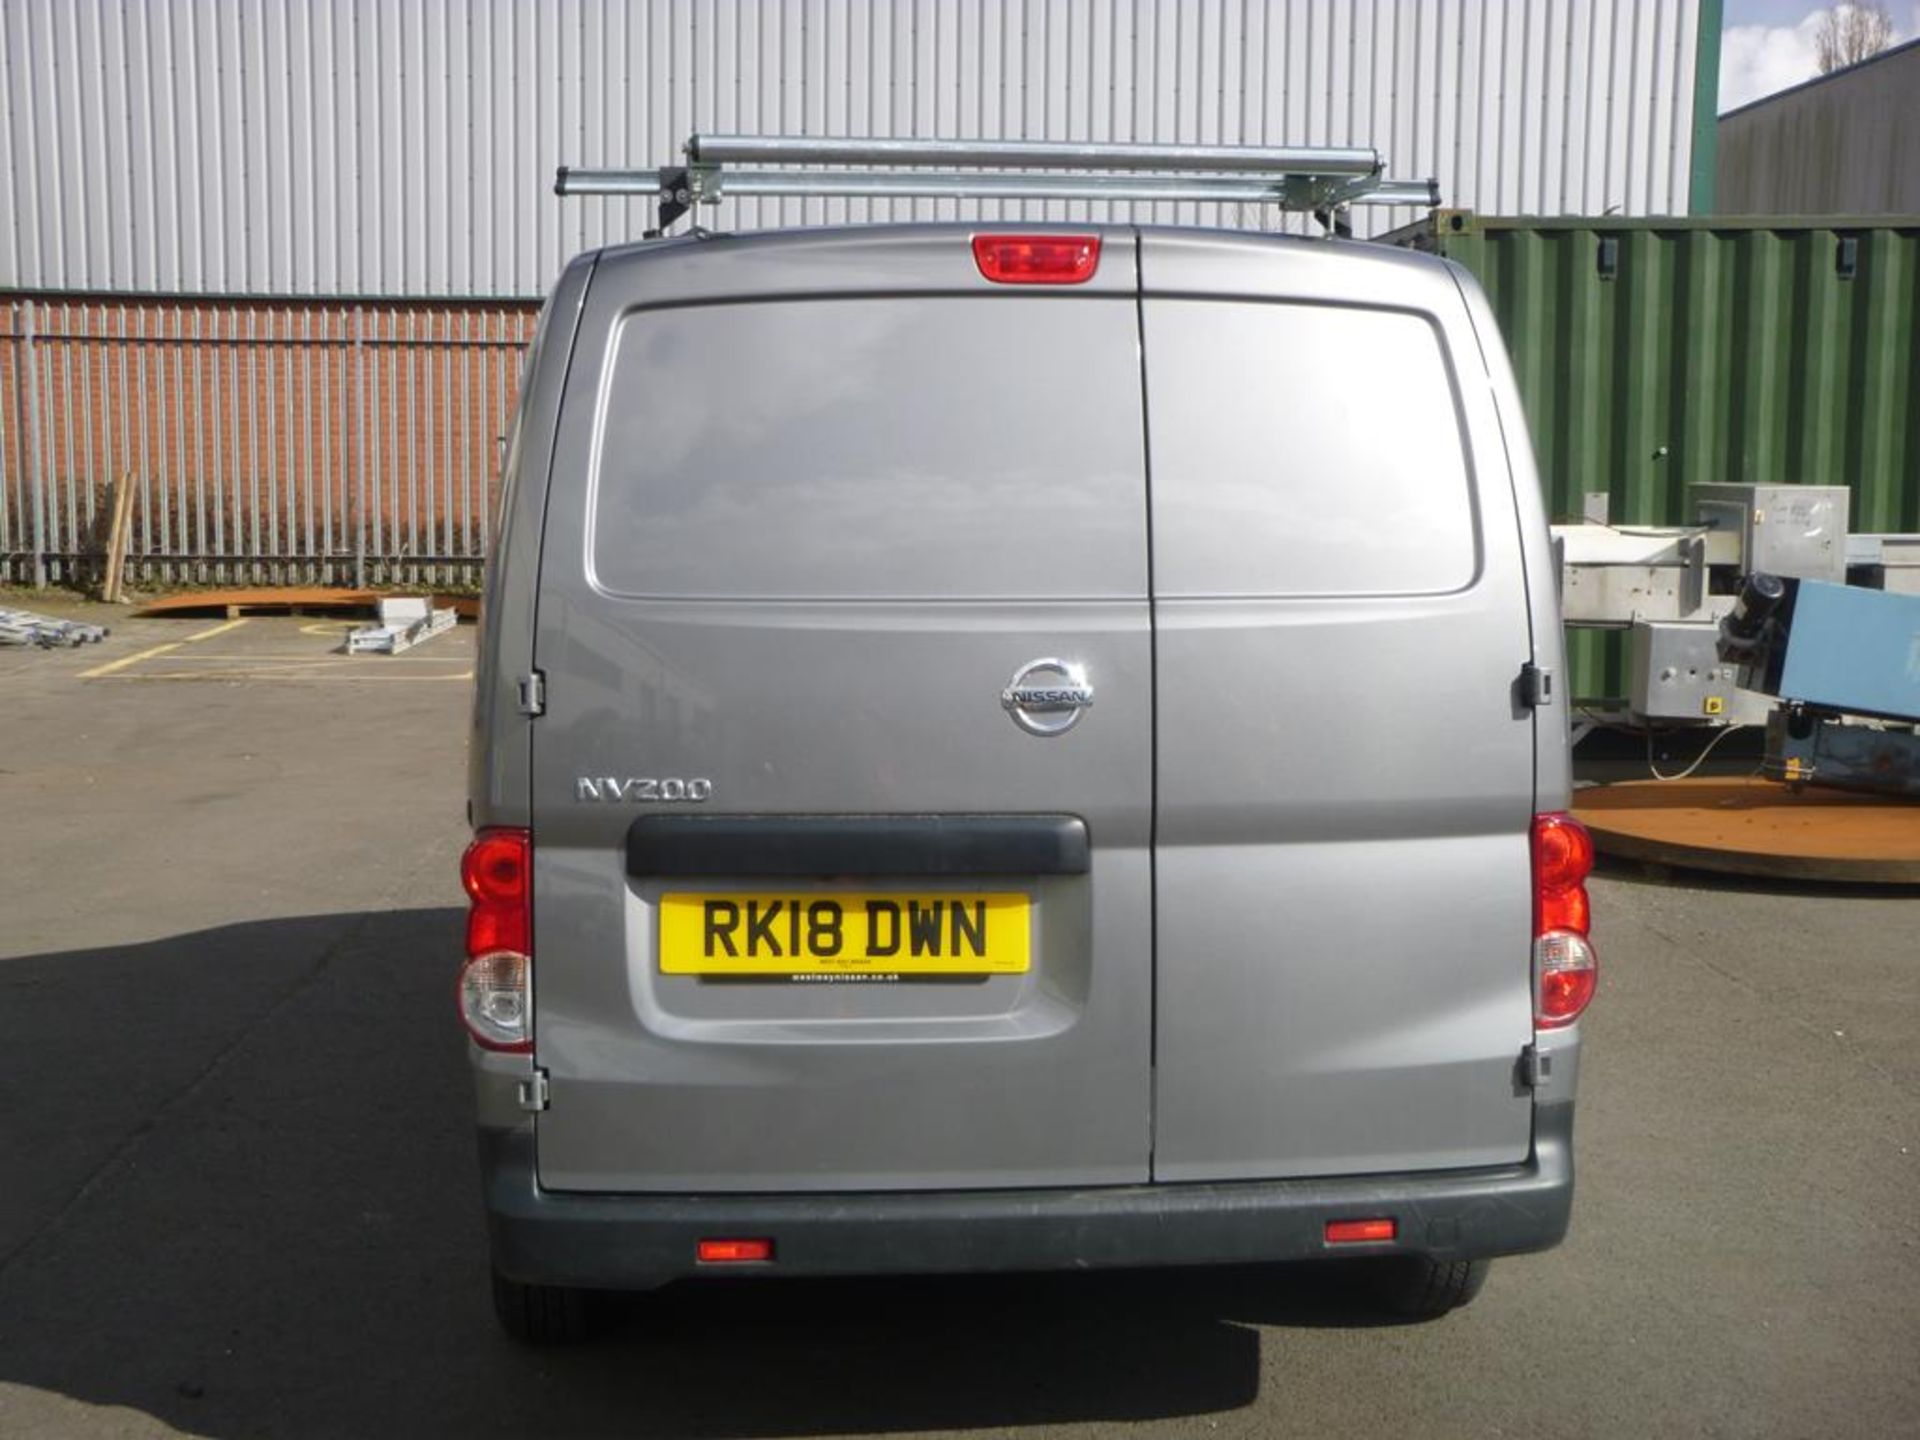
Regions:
[[1553, 483, 1920, 798], [1719, 572, 1920, 797]]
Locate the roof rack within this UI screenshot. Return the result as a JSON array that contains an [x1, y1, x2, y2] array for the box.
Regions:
[[556, 134, 1441, 236]]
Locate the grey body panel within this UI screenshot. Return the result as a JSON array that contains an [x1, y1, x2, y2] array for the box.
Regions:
[[468, 221, 1582, 1256], [1443, 259, 1582, 1092], [469, 253, 594, 832], [1139, 233, 1539, 1181], [529, 228, 1154, 1193]]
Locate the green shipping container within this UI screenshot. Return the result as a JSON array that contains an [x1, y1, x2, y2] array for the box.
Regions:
[[1397, 213, 1920, 703]]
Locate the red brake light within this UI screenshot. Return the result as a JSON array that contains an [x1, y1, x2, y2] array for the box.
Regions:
[[1532, 812, 1597, 1029], [698, 1238, 774, 1264], [1532, 813, 1594, 891], [466, 903, 527, 957], [462, 829, 529, 904], [460, 828, 532, 1051], [462, 828, 530, 954], [972, 234, 1101, 284], [1537, 883, 1590, 935]]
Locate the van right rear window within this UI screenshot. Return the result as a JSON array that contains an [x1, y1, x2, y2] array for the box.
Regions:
[[588, 297, 1146, 600], [1143, 300, 1479, 598]]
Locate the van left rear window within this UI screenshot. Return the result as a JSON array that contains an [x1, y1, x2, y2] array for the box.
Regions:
[[588, 297, 1145, 601]]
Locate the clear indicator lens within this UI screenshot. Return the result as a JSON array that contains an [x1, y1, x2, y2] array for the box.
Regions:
[[1534, 931, 1598, 1027], [460, 951, 532, 1051]]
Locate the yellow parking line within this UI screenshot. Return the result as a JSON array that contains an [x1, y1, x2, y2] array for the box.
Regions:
[[108, 669, 475, 683], [141, 660, 468, 672], [79, 639, 185, 678], [79, 617, 249, 678], [145, 653, 470, 665]]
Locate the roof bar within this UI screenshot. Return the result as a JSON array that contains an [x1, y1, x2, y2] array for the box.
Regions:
[[684, 134, 1382, 177], [556, 167, 1436, 208], [555, 134, 1439, 234]]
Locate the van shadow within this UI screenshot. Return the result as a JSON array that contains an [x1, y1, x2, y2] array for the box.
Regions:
[[0, 910, 1401, 1440]]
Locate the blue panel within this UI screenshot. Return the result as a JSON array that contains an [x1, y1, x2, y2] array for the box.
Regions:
[[1778, 581, 1920, 722]]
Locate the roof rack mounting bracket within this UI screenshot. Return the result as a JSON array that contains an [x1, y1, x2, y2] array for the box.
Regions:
[[646, 166, 693, 237]]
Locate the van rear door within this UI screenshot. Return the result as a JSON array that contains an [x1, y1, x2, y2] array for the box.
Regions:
[[1141, 233, 1539, 1181], [529, 230, 1154, 1193]]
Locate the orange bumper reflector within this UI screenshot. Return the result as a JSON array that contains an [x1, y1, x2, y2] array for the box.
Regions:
[[1324, 1218, 1397, 1244], [697, 1238, 774, 1264]]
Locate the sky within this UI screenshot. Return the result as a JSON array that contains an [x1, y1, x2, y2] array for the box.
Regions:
[[1720, 1, 1920, 112]]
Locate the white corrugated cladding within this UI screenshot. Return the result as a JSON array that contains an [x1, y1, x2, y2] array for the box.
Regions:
[[1, 0, 1702, 298]]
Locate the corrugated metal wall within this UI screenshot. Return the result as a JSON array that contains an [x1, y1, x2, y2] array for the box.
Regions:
[[1416, 212, 1920, 700], [1, 0, 1704, 298], [1717, 41, 1920, 216]]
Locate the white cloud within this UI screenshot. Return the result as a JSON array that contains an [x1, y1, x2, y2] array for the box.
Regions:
[[1719, 4, 1918, 113]]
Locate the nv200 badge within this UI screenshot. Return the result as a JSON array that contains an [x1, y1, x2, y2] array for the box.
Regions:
[[574, 776, 712, 802]]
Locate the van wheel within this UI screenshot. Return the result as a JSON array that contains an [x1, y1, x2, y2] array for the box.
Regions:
[[490, 1267, 599, 1344], [1363, 1256, 1490, 1319]]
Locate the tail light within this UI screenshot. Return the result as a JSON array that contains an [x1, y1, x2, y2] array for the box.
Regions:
[[972, 234, 1101, 284], [460, 827, 532, 1052], [1532, 813, 1597, 1028]]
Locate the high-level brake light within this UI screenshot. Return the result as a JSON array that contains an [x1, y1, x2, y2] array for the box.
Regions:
[[1532, 813, 1598, 1028], [459, 828, 533, 1052], [972, 234, 1101, 284]]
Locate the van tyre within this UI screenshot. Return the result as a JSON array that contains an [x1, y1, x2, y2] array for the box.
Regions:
[[491, 1267, 598, 1344], [1365, 1256, 1490, 1319]]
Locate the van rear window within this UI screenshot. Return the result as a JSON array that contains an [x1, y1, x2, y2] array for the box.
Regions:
[[589, 297, 1146, 600], [1144, 301, 1478, 598]]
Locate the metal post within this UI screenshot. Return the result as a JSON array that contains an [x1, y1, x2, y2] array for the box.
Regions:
[[21, 299, 47, 589], [0, 311, 13, 581], [352, 305, 366, 589]]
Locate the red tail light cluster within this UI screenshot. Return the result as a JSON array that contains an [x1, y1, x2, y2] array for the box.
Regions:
[[460, 827, 533, 1052], [1531, 813, 1597, 1028], [972, 234, 1101, 284]]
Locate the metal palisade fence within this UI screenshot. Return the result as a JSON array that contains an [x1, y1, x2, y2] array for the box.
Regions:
[[1, 297, 540, 589]]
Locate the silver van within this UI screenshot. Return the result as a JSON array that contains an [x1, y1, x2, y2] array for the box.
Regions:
[[462, 140, 1597, 1343]]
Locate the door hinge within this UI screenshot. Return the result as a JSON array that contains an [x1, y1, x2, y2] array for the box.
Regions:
[[1520, 1043, 1553, 1090], [517, 670, 546, 717], [1520, 662, 1554, 709], [517, 1068, 551, 1112]]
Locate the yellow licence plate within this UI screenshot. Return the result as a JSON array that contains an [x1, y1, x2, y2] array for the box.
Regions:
[[658, 892, 1031, 978]]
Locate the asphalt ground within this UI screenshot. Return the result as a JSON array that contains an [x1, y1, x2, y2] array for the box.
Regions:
[[0, 600, 1915, 1440]]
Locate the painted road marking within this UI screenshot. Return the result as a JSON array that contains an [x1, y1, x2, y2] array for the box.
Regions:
[[81, 614, 472, 683], [134, 653, 471, 665], [79, 617, 250, 678], [108, 669, 475, 683]]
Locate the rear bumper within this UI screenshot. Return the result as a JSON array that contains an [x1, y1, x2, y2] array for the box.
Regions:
[[482, 1105, 1575, 1290]]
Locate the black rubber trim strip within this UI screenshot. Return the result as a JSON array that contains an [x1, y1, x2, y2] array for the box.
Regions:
[[626, 814, 1090, 878], [481, 1104, 1574, 1290]]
